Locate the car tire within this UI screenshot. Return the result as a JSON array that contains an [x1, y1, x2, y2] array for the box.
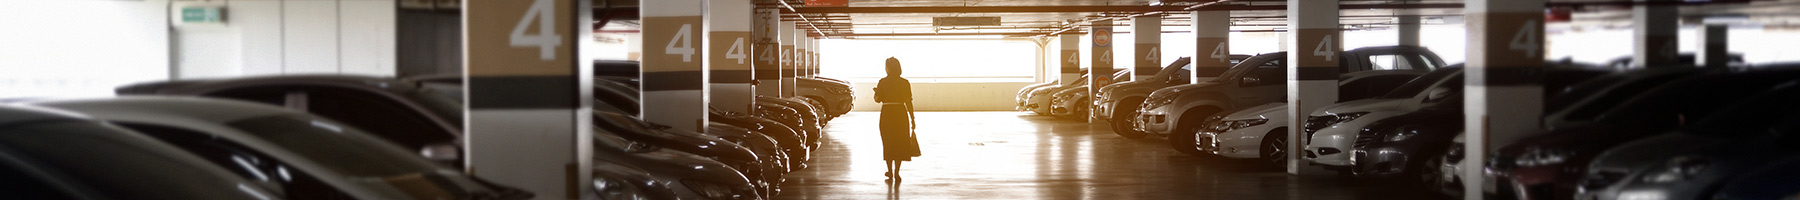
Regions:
[[1169, 123, 1209, 157], [1260, 128, 1289, 168], [1109, 106, 1147, 139]]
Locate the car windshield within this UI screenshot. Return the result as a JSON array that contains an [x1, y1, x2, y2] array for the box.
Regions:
[[0, 121, 277, 200], [1380, 68, 1462, 99], [1593, 73, 1800, 127], [1210, 56, 1277, 83], [406, 88, 465, 127], [227, 115, 451, 176]]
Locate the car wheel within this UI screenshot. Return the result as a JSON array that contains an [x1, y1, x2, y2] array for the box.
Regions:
[[1260, 128, 1289, 168], [1109, 108, 1147, 139], [1168, 123, 1209, 156]]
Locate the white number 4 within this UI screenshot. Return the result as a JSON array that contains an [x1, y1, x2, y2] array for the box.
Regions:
[[724, 37, 747, 64], [665, 24, 696, 62], [1066, 52, 1080, 64], [509, 0, 561, 61], [1144, 47, 1160, 61], [1313, 35, 1335, 62], [1510, 20, 1541, 57], [1209, 42, 1228, 63]]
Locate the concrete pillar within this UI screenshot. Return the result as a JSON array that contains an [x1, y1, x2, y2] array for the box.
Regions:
[[780, 21, 797, 97], [1397, 0, 1422, 46], [1633, 0, 1680, 68], [707, 0, 753, 113], [1059, 34, 1081, 85], [753, 9, 780, 97], [642, 0, 708, 132], [795, 33, 809, 79], [1285, 0, 1340, 175], [1698, 24, 1729, 69], [1191, 10, 1231, 83], [1465, 0, 1546, 199], [812, 37, 821, 77], [1088, 20, 1115, 123], [1133, 15, 1162, 81], [463, 0, 592, 198]]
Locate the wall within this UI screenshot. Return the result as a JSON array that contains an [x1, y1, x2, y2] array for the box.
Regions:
[[0, 0, 170, 98], [174, 0, 396, 79], [849, 81, 1035, 111]]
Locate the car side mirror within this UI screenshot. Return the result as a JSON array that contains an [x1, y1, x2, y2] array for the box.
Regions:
[[1425, 87, 1452, 102], [420, 143, 461, 162], [1240, 77, 1261, 86]]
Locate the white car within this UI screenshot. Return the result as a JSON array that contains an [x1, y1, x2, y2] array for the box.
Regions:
[[1199, 102, 1288, 166], [1302, 68, 1465, 168]]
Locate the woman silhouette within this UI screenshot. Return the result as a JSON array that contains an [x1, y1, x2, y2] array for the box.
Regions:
[[874, 57, 921, 181]]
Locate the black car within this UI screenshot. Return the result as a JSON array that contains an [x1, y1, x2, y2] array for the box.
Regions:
[[1490, 67, 1800, 199], [114, 75, 467, 166], [1351, 65, 1607, 179], [35, 97, 530, 200], [0, 105, 284, 200], [1575, 80, 1800, 200]]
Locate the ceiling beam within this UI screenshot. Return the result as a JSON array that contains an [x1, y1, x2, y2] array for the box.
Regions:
[[780, 4, 1463, 14]]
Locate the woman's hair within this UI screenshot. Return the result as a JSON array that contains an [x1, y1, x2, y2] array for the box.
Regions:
[[885, 57, 902, 77]]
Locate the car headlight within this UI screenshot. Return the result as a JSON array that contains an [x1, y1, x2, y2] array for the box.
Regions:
[[1512, 147, 1571, 168], [593, 177, 651, 200], [1210, 118, 1269, 132], [1640, 156, 1709, 184], [1328, 112, 1369, 125], [828, 88, 851, 94], [681, 180, 745, 200], [1382, 127, 1420, 142]]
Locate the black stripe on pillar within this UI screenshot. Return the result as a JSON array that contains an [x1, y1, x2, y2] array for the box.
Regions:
[[1295, 67, 1339, 81], [644, 71, 706, 91], [469, 76, 576, 109], [1193, 67, 1228, 77], [710, 70, 753, 83], [1061, 67, 1082, 73], [755, 69, 781, 79], [1474, 67, 1544, 87]]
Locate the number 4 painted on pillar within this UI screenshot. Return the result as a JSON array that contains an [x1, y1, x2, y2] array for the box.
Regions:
[[1313, 35, 1335, 62], [1145, 47, 1160, 61], [665, 24, 696, 62], [1510, 20, 1541, 57], [724, 37, 748, 64], [1067, 52, 1080, 64], [1209, 42, 1228, 63], [509, 0, 561, 60]]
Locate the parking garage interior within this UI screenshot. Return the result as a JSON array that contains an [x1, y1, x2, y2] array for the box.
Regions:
[[5, 0, 1800, 200]]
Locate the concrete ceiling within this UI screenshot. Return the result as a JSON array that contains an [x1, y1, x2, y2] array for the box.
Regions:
[[756, 0, 1798, 38]]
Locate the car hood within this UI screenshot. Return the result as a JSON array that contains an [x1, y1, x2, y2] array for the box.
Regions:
[[1311, 98, 1405, 116], [1223, 102, 1287, 121], [1587, 132, 1728, 177], [1148, 82, 1225, 98]]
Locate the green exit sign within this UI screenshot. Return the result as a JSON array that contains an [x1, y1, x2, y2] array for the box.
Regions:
[[180, 6, 223, 24]]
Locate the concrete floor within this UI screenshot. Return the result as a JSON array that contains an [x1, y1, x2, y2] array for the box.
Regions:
[[774, 112, 1441, 200]]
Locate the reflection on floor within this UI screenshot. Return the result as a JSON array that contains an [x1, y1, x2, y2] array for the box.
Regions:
[[775, 112, 1436, 200]]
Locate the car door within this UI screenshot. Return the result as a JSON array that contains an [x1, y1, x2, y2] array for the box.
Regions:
[[118, 123, 361, 200]]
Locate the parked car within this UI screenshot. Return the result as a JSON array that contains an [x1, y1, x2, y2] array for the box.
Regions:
[[1709, 154, 1800, 200], [1096, 55, 1250, 137], [1049, 85, 1090, 119], [34, 97, 531, 200], [1135, 46, 1448, 139], [590, 161, 682, 200], [0, 105, 286, 200], [1577, 82, 1800, 200], [593, 129, 762, 200], [1491, 67, 1800, 199], [797, 77, 854, 118], [591, 78, 812, 171], [1192, 102, 1287, 165], [1026, 69, 1128, 115], [115, 75, 467, 166], [1603, 53, 1744, 70], [1016, 82, 1060, 110], [591, 103, 779, 195], [1305, 65, 1609, 176]]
